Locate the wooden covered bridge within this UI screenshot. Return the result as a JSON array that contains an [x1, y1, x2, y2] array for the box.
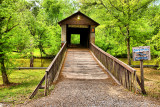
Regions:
[[29, 11, 146, 99]]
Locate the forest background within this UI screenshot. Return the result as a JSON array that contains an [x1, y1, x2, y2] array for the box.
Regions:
[[0, 0, 160, 104], [0, 0, 160, 90]]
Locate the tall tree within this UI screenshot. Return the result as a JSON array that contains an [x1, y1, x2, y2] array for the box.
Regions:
[[79, 0, 155, 65], [0, 0, 28, 85]]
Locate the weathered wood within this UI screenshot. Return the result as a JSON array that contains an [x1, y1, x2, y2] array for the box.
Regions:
[[46, 41, 67, 90], [39, 86, 45, 89], [29, 76, 45, 99], [44, 71, 48, 96], [29, 42, 67, 99], [140, 60, 147, 94], [62, 48, 109, 80], [90, 43, 138, 92], [90, 43, 136, 73]]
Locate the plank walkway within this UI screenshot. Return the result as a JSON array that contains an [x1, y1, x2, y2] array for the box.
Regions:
[[18, 49, 160, 107], [62, 48, 109, 80]]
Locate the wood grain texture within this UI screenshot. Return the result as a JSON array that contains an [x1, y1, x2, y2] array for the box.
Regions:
[[62, 48, 109, 80], [90, 43, 138, 93]]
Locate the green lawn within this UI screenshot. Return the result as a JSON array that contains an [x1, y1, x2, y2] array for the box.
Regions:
[[11, 48, 56, 58], [0, 70, 48, 105], [135, 68, 160, 100]]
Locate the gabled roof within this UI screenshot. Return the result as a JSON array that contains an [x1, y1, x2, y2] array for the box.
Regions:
[[58, 11, 100, 27]]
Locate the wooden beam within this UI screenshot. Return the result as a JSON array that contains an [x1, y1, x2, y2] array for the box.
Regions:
[[29, 76, 45, 99], [10, 67, 47, 70]]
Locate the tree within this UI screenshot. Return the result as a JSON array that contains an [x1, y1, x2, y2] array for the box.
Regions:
[[150, 4, 160, 65], [0, 0, 29, 85], [79, 0, 155, 65]]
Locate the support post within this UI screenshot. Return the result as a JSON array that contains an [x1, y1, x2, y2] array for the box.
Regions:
[[134, 72, 137, 93], [140, 60, 146, 94], [44, 71, 48, 96]]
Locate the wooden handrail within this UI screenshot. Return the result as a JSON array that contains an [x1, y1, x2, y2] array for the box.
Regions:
[[90, 43, 137, 92], [29, 42, 67, 99], [90, 43, 136, 73], [29, 76, 45, 99], [44, 42, 67, 95], [46, 42, 67, 72]]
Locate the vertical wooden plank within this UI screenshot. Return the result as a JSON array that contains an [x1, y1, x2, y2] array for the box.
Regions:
[[134, 72, 137, 93], [126, 70, 129, 90], [128, 71, 131, 90], [116, 63, 119, 80], [124, 70, 127, 88], [140, 60, 146, 94], [112, 60, 114, 75], [127, 70, 130, 90], [119, 66, 121, 84], [129, 72, 132, 91], [44, 71, 48, 96], [123, 68, 125, 85]]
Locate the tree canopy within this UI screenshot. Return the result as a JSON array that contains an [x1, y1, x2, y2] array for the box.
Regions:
[[0, 0, 160, 85]]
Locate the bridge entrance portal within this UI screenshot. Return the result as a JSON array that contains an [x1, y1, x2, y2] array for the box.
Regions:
[[58, 11, 99, 48], [67, 26, 90, 48]]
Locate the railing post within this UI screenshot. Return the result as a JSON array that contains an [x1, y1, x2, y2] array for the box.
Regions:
[[134, 71, 137, 93], [90, 43, 139, 93], [44, 71, 48, 96]]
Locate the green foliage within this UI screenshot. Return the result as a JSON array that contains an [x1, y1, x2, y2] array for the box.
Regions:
[[79, 0, 160, 61], [0, 0, 76, 84], [1, 0, 159, 85], [71, 34, 80, 44]]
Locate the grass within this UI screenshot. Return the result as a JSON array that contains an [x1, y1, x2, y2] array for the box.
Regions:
[[0, 70, 49, 105], [118, 58, 160, 100], [135, 68, 160, 100], [118, 58, 158, 65], [12, 48, 56, 58], [14, 58, 52, 67]]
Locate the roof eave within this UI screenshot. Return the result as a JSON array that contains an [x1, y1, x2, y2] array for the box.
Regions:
[[58, 11, 100, 27]]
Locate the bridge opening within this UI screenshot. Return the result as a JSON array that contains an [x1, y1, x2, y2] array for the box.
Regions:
[[67, 26, 90, 48], [71, 34, 80, 44]]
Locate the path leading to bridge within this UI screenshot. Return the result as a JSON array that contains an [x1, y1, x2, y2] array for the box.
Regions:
[[18, 49, 160, 107]]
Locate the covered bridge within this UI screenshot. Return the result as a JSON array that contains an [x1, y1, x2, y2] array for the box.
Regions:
[[58, 11, 100, 48]]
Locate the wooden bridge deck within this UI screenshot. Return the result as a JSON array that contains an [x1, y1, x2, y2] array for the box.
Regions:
[[62, 48, 109, 80], [23, 48, 160, 107]]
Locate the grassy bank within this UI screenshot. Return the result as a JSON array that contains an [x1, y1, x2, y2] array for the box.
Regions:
[[118, 58, 160, 100], [13, 49, 52, 58], [0, 70, 50, 105], [118, 58, 159, 65], [135, 68, 160, 100]]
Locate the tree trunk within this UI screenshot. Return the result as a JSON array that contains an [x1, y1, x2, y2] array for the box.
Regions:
[[30, 38, 34, 67], [30, 52, 34, 67], [0, 33, 10, 85], [0, 56, 10, 85], [127, 37, 131, 65], [126, 25, 131, 65]]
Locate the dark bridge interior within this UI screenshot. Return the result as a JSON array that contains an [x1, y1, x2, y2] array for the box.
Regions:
[[67, 26, 90, 48]]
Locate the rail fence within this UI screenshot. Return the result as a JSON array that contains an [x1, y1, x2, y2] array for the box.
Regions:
[[90, 43, 144, 93], [29, 42, 67, 99]]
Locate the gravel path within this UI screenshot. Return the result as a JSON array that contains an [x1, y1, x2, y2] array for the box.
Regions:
[[17, 49, 160, 107]]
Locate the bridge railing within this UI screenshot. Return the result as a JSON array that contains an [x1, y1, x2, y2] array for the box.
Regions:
[[45, 42, 67, 95], [90, 43, 137, 92], [29, 42, 67, 99]]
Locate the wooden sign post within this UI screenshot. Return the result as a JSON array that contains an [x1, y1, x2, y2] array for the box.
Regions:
[[132, 46, 151, 94]]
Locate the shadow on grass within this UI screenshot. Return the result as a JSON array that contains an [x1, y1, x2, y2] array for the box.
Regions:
[[0, 70, 46, 104]]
